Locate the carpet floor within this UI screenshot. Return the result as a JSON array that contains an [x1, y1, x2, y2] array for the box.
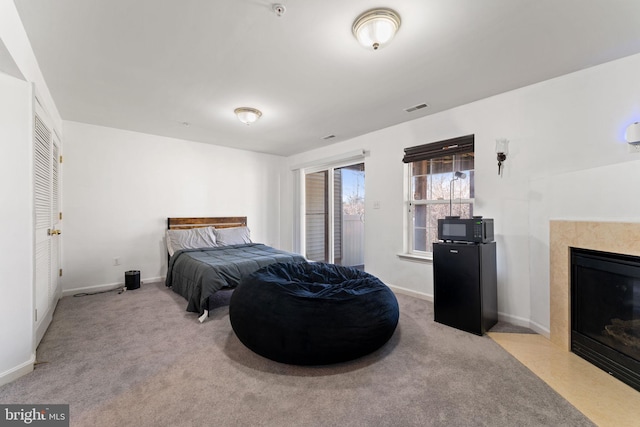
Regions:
[[0, 281, 594, 426]]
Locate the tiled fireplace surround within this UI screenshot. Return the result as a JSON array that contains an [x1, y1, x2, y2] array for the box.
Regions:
[[549, 220, 640, 350]]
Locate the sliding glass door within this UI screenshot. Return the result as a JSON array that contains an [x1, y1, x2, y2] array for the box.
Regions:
[[304, 163, 364, 268]]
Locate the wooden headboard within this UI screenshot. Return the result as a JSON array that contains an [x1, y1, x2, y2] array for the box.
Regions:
[[167, 217, 247, 230]]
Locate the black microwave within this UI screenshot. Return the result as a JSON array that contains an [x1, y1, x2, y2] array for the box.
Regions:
[[437, 216, 494, 243]]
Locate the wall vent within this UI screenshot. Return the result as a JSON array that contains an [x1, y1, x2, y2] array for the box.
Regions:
[[404, 103, 429, 113]]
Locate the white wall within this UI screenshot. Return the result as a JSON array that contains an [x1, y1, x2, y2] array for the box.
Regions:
[[62, 121, 285, 292], [283, 52, 640, 332], [0, 1, 61, 131], [0, 72, 34, 384], [528, 159, 640, 332], [0, 1, 62, 385]]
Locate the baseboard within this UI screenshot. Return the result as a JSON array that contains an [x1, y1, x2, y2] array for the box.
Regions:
[[62, 276, 165, 297], [0, 354, 35, 387], [388, 286, 550, 335], [497, 311, 530, 328], [497, 311, 550, 336], [35, 297, 57, 346], [528, 319, 551, 338], [387, 284, 433, 302]]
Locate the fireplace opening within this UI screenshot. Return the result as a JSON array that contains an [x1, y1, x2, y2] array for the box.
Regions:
[[571, 247, 640, 392]]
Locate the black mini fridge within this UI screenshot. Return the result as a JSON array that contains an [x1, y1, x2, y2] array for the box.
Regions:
[[433, 242, 497, 335]]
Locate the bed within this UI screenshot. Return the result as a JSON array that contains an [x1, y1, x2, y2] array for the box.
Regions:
[[165, 217, 307, 321]]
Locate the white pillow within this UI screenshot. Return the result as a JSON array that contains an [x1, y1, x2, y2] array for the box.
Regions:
[[214, 226, 252, 246], [166, 227, 217, 256]]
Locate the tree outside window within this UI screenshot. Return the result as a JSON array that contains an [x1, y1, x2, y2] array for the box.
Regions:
[[403, 136, 474, 255]]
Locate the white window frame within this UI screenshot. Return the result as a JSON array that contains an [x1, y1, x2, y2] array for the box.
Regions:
[[406, 158, 475, 258], [401, 135, 475, 259]]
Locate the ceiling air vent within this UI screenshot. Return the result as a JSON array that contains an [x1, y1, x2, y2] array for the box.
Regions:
[[322, 134, 336, 140], [404, 103, 429, 113]]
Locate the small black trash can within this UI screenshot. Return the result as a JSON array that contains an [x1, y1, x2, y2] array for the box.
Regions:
[[125, 270, 140, 290]]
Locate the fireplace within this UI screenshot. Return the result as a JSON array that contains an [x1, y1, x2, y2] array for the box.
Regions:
[[571, 247, 640, 392]]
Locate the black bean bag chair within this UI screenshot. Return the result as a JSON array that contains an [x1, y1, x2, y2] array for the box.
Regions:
[[229, 262, 399, 365]]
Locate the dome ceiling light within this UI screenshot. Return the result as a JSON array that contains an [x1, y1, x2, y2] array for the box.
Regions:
[[234, 107, 262, 125], [352, 8, 401, 50]]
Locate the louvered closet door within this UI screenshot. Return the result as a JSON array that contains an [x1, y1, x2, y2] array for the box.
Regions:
[[50, 134, 61, 303], [34, 107, 57, 336]]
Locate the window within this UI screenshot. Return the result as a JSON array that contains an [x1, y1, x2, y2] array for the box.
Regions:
[[403, 135, 475, 255]]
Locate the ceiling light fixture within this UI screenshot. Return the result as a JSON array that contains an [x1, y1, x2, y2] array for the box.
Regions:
[[234, 107, 262, 125], [352, 8, 401, 50]]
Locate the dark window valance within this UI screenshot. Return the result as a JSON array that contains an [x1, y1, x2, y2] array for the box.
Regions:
[[402, 134, 474, 163]]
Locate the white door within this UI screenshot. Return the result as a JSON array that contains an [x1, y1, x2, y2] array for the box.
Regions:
[[33, 101, 60, 345]]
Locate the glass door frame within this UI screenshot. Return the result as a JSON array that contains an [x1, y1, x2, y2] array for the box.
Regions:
[[300, 159, 364, 264]]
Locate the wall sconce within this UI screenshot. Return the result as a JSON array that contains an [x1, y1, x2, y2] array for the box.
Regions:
[[625, 122, 640, 144], [495, 139, 509, 176]]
